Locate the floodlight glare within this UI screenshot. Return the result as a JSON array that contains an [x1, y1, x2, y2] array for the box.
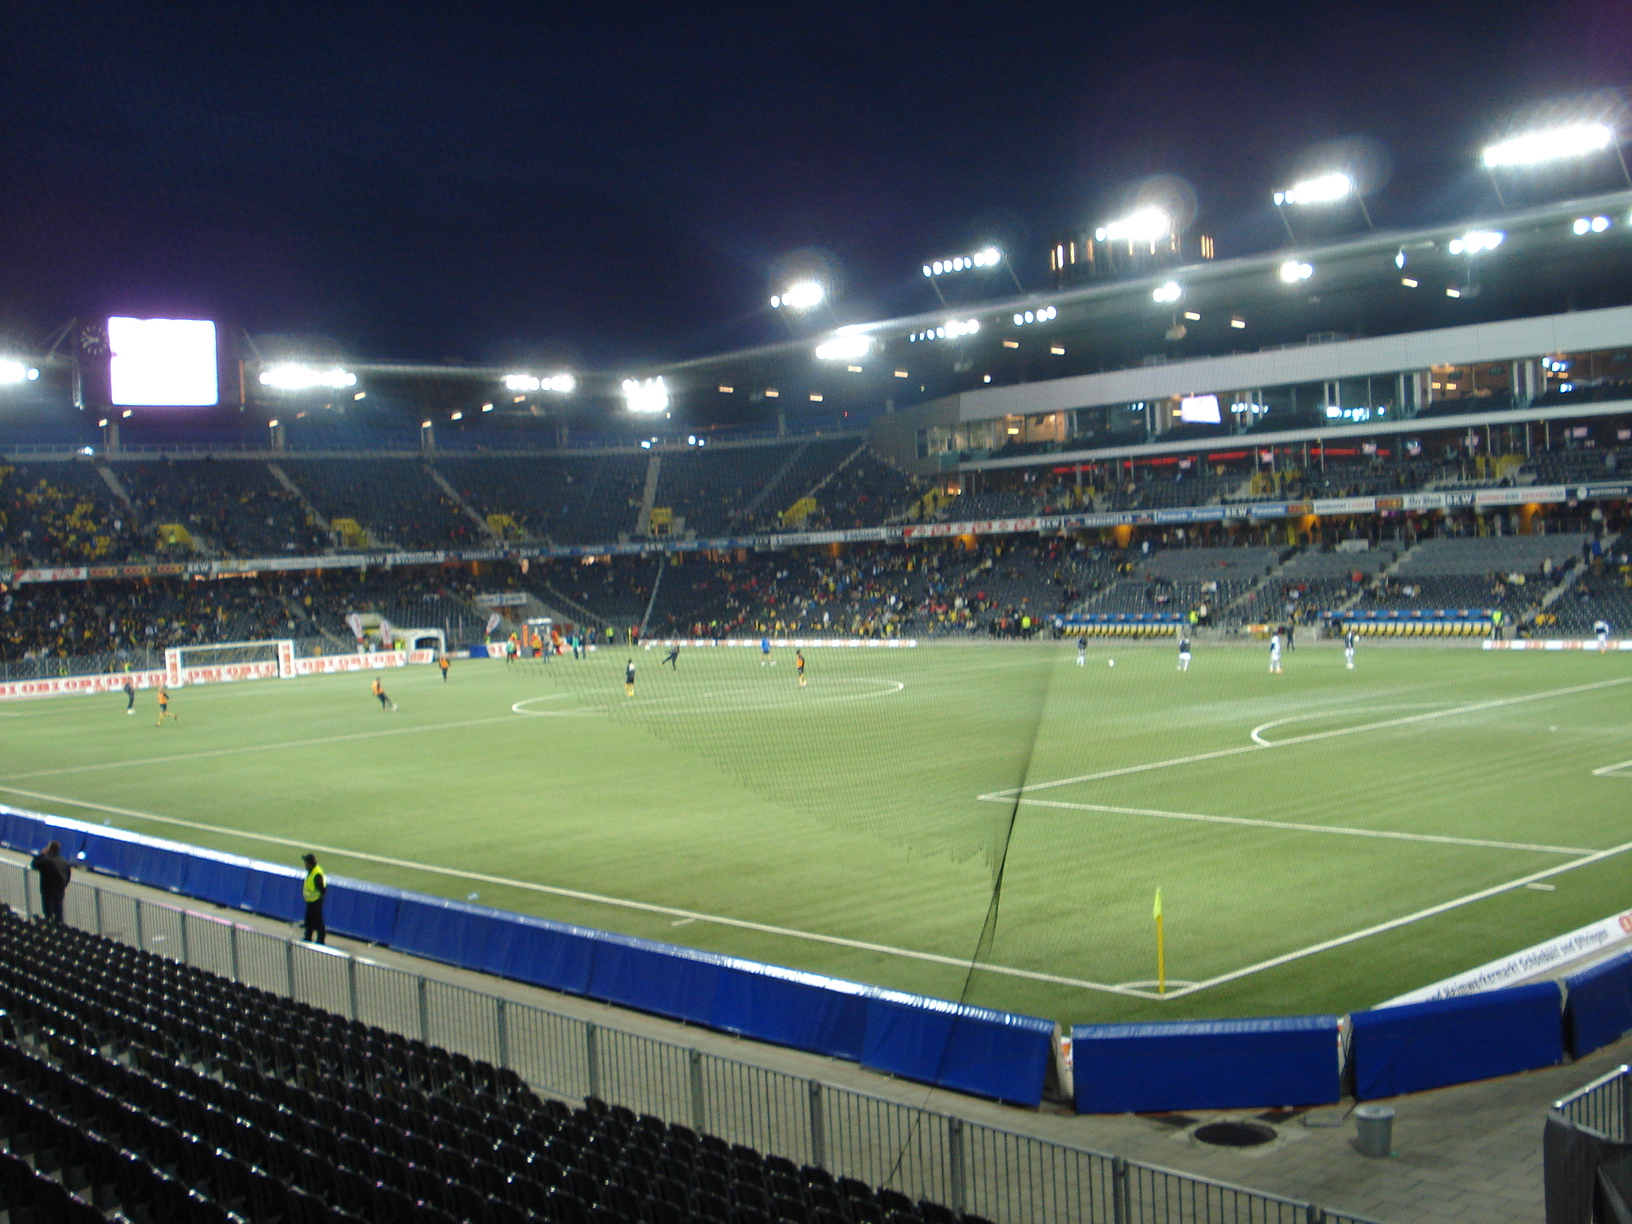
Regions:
[[622, 376, 670, 414], [771, 281, 825, 311], [1152, 280, 1182, 303], [925, 247, 1003, 277], [1481, 122, 1614, 168], [1011, 306, 1057, 326], [814, 333, 872, 361], [0, 359, 39, 384], [1447, 229, 1503, 255], [1279, 260, 1314, 282], [259, 364, 358, 390], [503, 373, 540, 392], [1096, 208, 1172, 244], [1274, 172, 1354, 207]]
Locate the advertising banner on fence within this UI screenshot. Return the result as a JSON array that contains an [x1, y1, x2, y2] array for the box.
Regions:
[[1379, 908, 1632, 1007], [0, 670, 165, 701]]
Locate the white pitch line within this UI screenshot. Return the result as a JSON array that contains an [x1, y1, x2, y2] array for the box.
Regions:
[[1157, 837, 1632, 1000], [978, 796, 1593, 856], [983, 675, 1632, 800], [0, 714, 522, 783], [1592, 758, 1632, 778], [0, 784, 1160, 1000]]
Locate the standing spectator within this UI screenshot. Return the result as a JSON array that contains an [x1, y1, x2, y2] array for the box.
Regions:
[[301, 853, 327, 944], [31, 840, 71, 922]]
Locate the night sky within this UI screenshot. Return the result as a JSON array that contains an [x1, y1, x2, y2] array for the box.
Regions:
[[1, 2, 1627, 371]]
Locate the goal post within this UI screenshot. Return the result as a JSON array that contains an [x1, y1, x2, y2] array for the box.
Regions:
[[165, 640, 296, 687]]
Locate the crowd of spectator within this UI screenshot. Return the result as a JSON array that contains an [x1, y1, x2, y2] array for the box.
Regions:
[[0, 463, 142, 567]]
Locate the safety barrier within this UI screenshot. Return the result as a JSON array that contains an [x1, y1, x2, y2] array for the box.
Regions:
[[1565, 951, 1632, 1058], [0, 807, 1056, 1108], [1546, 1065, 1632, 1223], [1349, 981, 1564, 1100], [0, 861, 1385, 1224], [1072, 1016, 1342, 1114]]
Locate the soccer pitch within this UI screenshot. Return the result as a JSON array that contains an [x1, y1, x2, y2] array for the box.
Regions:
[[1, 640, 1627, 1025]]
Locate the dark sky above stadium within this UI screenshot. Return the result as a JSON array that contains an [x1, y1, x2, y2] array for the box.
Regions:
[[1, 1, 1628, 371]]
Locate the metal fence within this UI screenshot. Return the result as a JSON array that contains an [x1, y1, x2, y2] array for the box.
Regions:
[[1552, 1063, 1632, 1141], [0, 863, 1384, 1224]]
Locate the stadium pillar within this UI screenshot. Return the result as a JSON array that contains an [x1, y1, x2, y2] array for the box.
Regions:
[[102, 420, 120, 454], [807, 1080, 826, 1169], [689, 1047, 706, 1131]]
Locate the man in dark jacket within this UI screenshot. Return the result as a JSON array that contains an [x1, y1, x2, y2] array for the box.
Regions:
[[31, 840, 71, 922]]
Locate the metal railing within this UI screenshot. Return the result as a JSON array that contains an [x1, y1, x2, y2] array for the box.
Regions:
[[0, 864, 1384, 1224], [1552, 1064, 1632, 1141]]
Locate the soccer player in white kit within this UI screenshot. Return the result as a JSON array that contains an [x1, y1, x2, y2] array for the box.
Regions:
[[1077, 636, 1086, 666], [1269, 630, 1283, 674], [1344, 625, 1357, 670], [1595, 619, 1612, 652], [1177, 632, 1191, 671]]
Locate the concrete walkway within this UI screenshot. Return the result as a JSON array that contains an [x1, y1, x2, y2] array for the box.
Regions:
[[5, 849, 1600, 1223]]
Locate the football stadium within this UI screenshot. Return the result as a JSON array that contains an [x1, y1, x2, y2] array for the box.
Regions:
[[4, 66, 1632, 1224]]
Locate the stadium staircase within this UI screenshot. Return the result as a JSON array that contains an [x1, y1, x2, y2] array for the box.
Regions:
[[266, 463, 332, 536], [426, 464, 498, 542], [739, 442, 810, 522], [1220, 549, 1297, 621], [534, 582, 603, 632], [795, 442, 868, 512], [636, 455, 663, 538], [93, 463, 137, 520]]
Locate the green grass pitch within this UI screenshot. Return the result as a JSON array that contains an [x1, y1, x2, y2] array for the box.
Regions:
[[1, 640, 1627, 1025]]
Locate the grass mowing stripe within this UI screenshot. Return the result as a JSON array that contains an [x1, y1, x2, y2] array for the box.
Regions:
[[989, 674, 1632, 798], [0, 715, 521, 782], [981, 796, 1593, 855], [1162, 837, 1632, 1000], [0, 783, 1158, 1000]]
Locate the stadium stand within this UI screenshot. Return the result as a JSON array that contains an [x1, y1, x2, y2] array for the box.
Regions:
[[438, 455, 647, 545], [650, 442, 803, 537], [0, 906, 983, 1224], [1547, 530, 1632, 635], [1083, 545, 1280, 621], [752, 437, 866, 528], [118, 459, 328, 558], [1352, 534, 1588, 614], [279, 460, 479, 550], [0, 462, 141, 567], [798, 451, 920, 530]]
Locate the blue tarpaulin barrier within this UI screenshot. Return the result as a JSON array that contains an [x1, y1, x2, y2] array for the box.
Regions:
[[1565, 951, 1632, 1058], [1071, 1015, 1342, 1114], [0, 804, 1074, 1106], [1350, 981, 1563, 1099]]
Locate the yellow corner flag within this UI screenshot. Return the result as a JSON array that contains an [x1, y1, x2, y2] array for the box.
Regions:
[[1154, 888, 1166, 996]]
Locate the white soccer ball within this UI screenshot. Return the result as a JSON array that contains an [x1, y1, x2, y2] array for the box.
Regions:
[[1107, 658, 1116, 667]]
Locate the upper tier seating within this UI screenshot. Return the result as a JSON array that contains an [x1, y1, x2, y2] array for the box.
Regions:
[[279, 460, 479, 550], [118, 459, 327, 557], [0, 462, 140, 567], [438, 456, 646, 545]]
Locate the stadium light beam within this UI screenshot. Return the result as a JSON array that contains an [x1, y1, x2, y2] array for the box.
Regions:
[[1447, 229, 1503, 255], [503, 372, 576, 394], [1274, 172, 1353, 207], [0, 358, 39, 384], [1482, 122, 1615, 169], [258, 364, 357, 391], [1152, 281, 1182, 304], [814, 333, 872, 361], [1096, 208, 1172, 244], [1279, 260, 1314, 283], [770, 281, 825, 312]]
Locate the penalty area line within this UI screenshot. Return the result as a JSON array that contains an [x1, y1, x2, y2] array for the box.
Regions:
[[0, 783, 1160, 1001], [1592, 759, 1632, 778], [1158, 838, 1632, 1000], [978, 795, 1593, 856], [985, 674, 1632, 800]]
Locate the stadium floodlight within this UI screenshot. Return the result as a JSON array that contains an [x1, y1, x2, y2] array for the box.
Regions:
[[1573, 215, 1612, 234], [1482, 122, 1614, 168], [622, 375, 669, 414], [924, 247, 1003, 276], [1096, 208, 1172, 244], [770, 281, 825, 311], [1152, 280, 1182, 304], [1012, 306, 1057, 326], [0, 358, 39, 384], [503, 372, 576, 393], [1447, 229, 1503, 255], [267, 419, 278, 429], [1279, 260, 1314, 283], [1273, 172, 1353, 208], [814, 332, 872, 361], [258, 364, 357, 390]]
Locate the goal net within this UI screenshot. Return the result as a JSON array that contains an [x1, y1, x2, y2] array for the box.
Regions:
[[165, 640, 295, 687]]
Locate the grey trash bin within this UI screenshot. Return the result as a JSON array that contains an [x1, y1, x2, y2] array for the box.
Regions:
[[1355, 1104, 1395, 1157]]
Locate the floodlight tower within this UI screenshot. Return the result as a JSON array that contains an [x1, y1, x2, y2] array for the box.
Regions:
[[1272, 172, 1371, 241], [1480, 122, 1630, 207]]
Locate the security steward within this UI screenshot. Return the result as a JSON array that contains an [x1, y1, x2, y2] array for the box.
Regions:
[[301, 853, 327, 944]]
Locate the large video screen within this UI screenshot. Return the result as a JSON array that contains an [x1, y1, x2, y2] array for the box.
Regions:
[[1178, 393, 1221, 424], [108, 317, 219, 407]]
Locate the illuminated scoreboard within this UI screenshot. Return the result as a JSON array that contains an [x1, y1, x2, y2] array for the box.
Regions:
[[108, 317, 219, 407]]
